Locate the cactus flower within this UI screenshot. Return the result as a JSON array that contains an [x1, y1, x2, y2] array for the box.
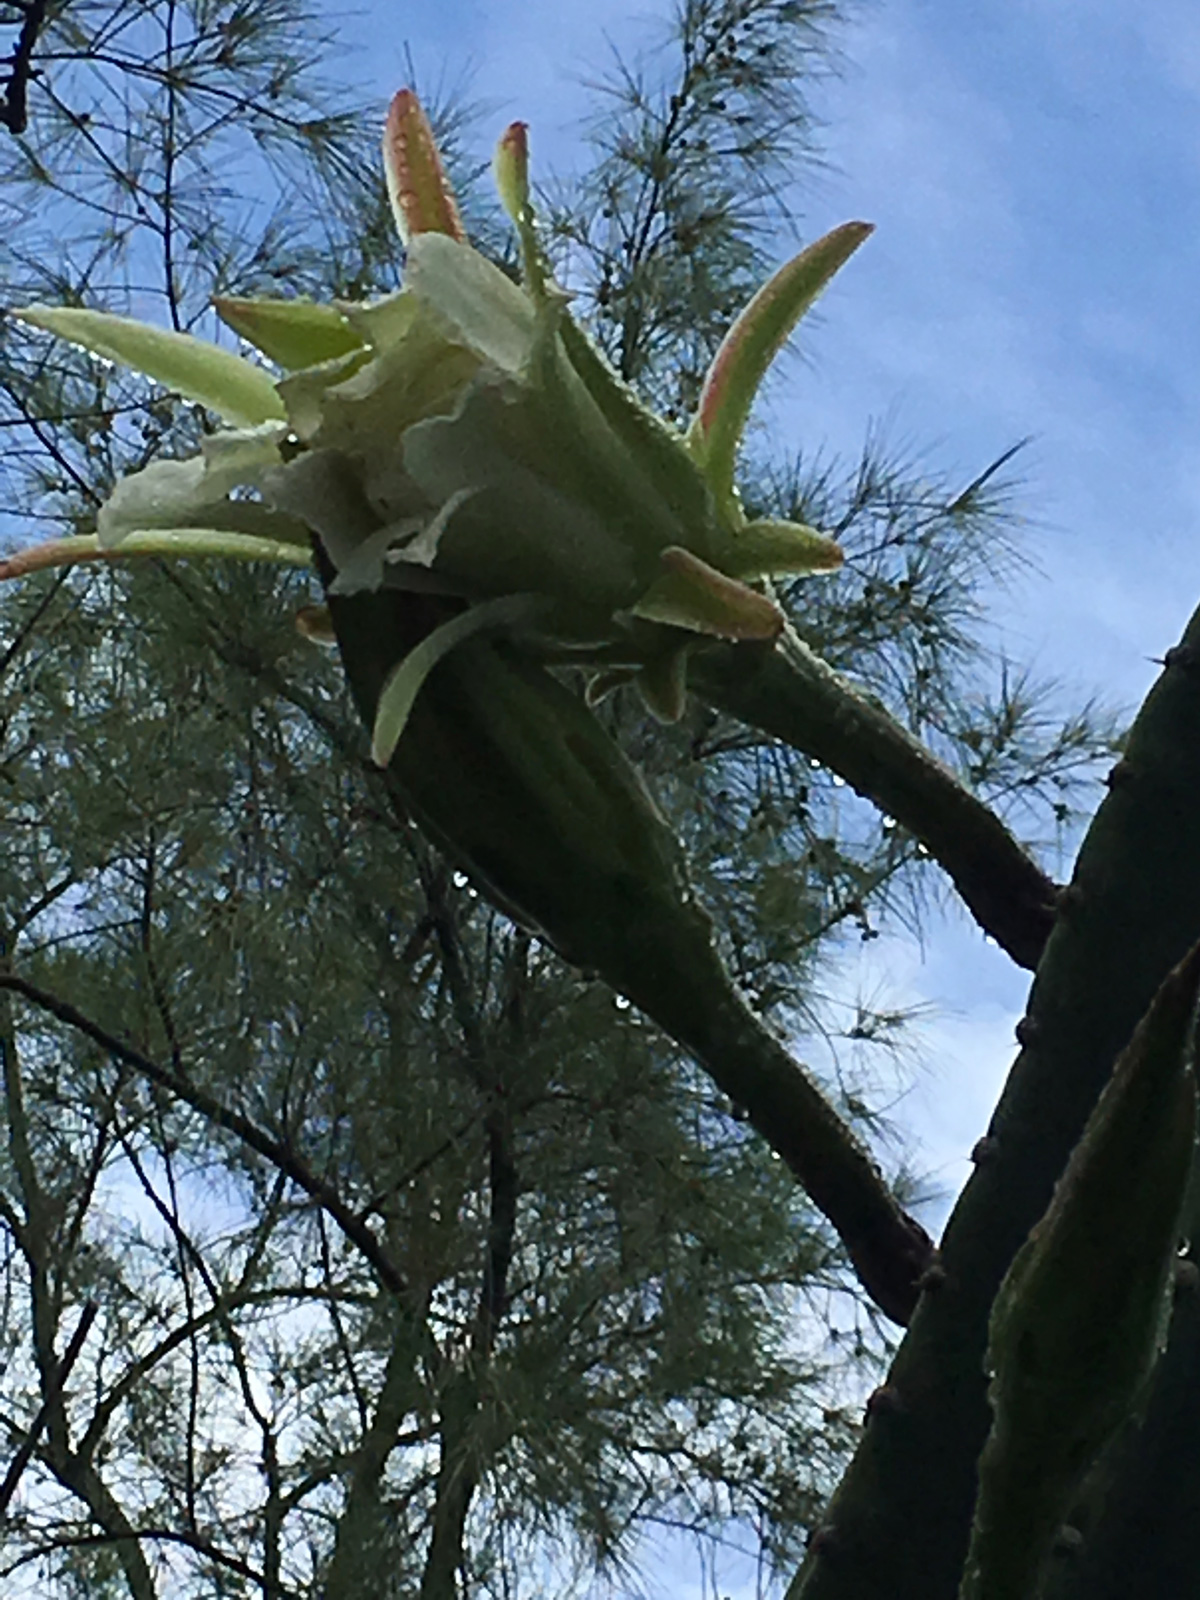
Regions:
[[3, 91, 936, 1326], [8, 90, 868, 762]]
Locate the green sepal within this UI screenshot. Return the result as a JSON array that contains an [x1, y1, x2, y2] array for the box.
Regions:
[[630, 547, 784, 640], [0, 528, 314, 580], [636, 647, 690, 723], [372, 594, 542, 767], [13, 304, 286, 428], [556, 315, 721, 562], [686, 222, 873, 520], [212, 296, 364, 370], [731, 518, 844, 579]]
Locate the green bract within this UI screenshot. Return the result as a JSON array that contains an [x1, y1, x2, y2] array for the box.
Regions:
[[9, 90, 869, 763]]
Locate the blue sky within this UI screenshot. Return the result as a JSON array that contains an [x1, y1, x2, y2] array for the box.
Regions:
[[320, 4, 1199, 1591]]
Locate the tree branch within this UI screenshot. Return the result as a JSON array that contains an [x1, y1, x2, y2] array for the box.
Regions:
[[1, 0, 48, 136], [0, 1300, 97, 1519], [0, 972, 409, 1296]]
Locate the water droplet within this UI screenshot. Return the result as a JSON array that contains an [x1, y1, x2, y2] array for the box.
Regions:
[[452, 870, 469, 889], [614, 995, 631, 1011], [832, 775, 846, 788]]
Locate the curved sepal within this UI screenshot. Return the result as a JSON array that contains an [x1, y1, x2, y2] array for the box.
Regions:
[[630, 547, 784, 641], [636, 647, 690, 723], [12, 305, 286, 428], [731, 518, 844, 579], [0, 528, 314, 580], [686, 221, 873, 518], [372, 593, 541, 767]]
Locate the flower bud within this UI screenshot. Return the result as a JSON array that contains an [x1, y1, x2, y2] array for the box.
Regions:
[[491, 121, 530, 225]]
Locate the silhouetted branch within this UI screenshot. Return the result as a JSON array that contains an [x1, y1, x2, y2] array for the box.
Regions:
[[1, 0, 48, 136], [0, 973, 409, 1295], [0, 1300, 97, 1519]]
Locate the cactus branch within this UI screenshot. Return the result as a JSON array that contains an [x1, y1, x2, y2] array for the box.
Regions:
[[786, 600, 1200, 1600], [1039, 1179, 1200, 1600], [689, 625, 1061, 971]]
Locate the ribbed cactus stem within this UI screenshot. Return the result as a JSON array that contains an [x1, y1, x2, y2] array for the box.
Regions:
[[321, 569, 933, 1325], [689, 626, 1059, 970], [786, 603, 1200, 1600]]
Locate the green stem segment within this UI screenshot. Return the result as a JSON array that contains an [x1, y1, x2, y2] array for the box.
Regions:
[[962, 940, 1200, 1600], [689, 625, 1061, 971], [1039, 1182, 1200, 1600], [786, 607, 1200, 1600], [319, 564, 933, 1325]]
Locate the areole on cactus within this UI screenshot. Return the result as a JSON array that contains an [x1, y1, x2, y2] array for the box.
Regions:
[[8, 89, 868, 764]]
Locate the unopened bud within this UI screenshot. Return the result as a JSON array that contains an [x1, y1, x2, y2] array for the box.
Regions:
[[383, 89, 466, 245], [492, 121, 530, 224]]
